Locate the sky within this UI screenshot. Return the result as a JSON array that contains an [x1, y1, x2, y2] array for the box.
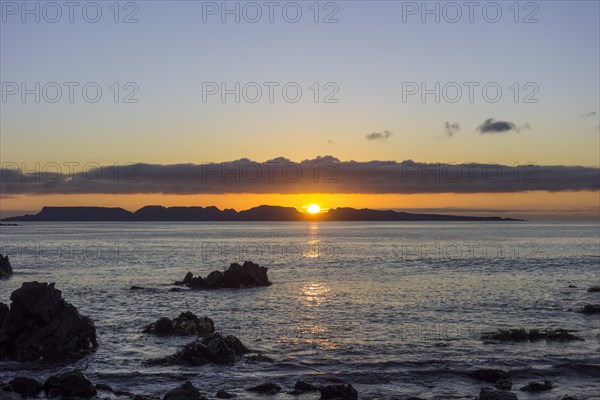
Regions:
[[1, 0, 599, 219]]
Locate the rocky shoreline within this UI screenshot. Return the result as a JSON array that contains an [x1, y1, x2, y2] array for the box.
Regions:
[[1, 259, 599, 399]]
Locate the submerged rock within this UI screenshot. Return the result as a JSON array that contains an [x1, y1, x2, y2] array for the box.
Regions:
[[176, 261, 271, 289], [0, 254, 12, 278], [520, 380, 553, 392], [468, 369, 510, 383], [293, 380, 319, 393], [477, 387, 518, 400], [145, 332, 249, 366], [0, 282, 97, 362], [587, 286, 600, 292], [164, 382, 207, 400], [495, 379, 512, 390], [481, 328, 583, 342], [142, 312, 215, 336], [319, 384, 358, 400], [44, 371, 97, 398], [215, 390, 235, 399], [243, 354, 275, 364], [247, 382, 281, 394], [578, 304, 600, 314], [8, 377, 43, 397]]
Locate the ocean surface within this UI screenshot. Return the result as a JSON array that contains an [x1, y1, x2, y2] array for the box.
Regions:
[[1, 221, 599, 399]]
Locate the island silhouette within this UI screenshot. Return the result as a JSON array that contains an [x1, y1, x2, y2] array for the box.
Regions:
[[1, 206, 522, 222]]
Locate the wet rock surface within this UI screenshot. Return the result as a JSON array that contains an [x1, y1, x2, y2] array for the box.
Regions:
[[44, 371, 97, 398], [7, 377, 42, 397], [578, 304, 600, 314], [468, 369, 512, 390], [247, 382, 281, 395], [176, 261, 271, 289], [477, 387, 518, 400], [318, 384, 358, 400], [0, 282, 97, 362], [215, 390, 235, 399], [291, 380, 319, 394], [468, 369, 510, 383], [520, 380, 553, 392], [144, 332, 249, 366], [0, 254, 12, 278], [142, 312, 215, 336], [164, 381, 207, 400], [481, 328, 583, 342]]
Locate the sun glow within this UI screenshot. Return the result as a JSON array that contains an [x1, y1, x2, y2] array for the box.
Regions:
[[307, 204, 321, 214]]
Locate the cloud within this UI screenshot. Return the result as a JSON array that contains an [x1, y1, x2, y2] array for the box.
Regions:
[[444, 122, 460, 138], [366, 130, 393, 141], [476, 118, 530, 134], [0, 157, 598, 196]]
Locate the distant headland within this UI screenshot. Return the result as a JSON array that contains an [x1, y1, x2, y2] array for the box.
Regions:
[[1, 205, 522, 222]]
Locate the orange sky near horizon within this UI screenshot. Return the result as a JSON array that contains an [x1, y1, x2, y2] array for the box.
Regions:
[[1, 191, 598, 220]]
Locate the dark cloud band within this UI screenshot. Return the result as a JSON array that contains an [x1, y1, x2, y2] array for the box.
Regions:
[[1, 157, 598, 195]]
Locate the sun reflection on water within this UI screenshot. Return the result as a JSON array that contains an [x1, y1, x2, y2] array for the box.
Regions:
[[301, 282, 331, 306]]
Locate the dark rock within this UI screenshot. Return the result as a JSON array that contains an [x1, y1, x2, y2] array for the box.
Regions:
[[578, 304, 600, 314], [243, 354, 274, 364], [95, 383, 114, 392], [223, 335, 249, 354], [215, 390, 235, 399], [223, 261, 271, 288], [44, 371, 97, 398], [481, 328, 583, 342], [0, 390, 22, 400], [247, 383, 281, 395], [0, 303, 8, 326], [561, 396, 578, 400], [169, 288, 183, 292], [145, 332, 248, 366], [294, 381, 319, 392], [477, 387, 518, 400], [495, 379, 512, 390], [587, 286, 600, 292], [468, 369, 510, 383], [204, 271, 225, 288], [0, 254, 12, 278], [8, 377, 43, 397], [319, 384, 358, 400], [0, 282, 97, 361], [164, 382, 207, 400], [520, 380, 553, 392], [134, 395, 158, 400], [182, 272, 193, 284], [143, 312, 214, 336], [568, 284, 577, 288], [177, 261, 271, 290], [131, 286, 145, 290]]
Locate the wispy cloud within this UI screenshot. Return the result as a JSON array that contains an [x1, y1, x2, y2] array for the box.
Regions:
[[444, 122, 460, 138], [477, 118, 530, 134], [366, 130, 393, 141], [579, 111, 598, 119]]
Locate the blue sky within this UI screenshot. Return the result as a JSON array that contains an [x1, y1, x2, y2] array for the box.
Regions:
[[0, 1, 599, 218]]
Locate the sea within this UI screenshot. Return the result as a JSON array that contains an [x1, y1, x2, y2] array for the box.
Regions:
[[1, 221, 599, 399]]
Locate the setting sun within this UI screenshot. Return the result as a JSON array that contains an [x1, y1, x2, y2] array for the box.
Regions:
[[307, 204, 321, 214]]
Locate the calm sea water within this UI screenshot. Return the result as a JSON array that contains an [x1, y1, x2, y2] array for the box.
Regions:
[[1, 221, 599, 399]]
